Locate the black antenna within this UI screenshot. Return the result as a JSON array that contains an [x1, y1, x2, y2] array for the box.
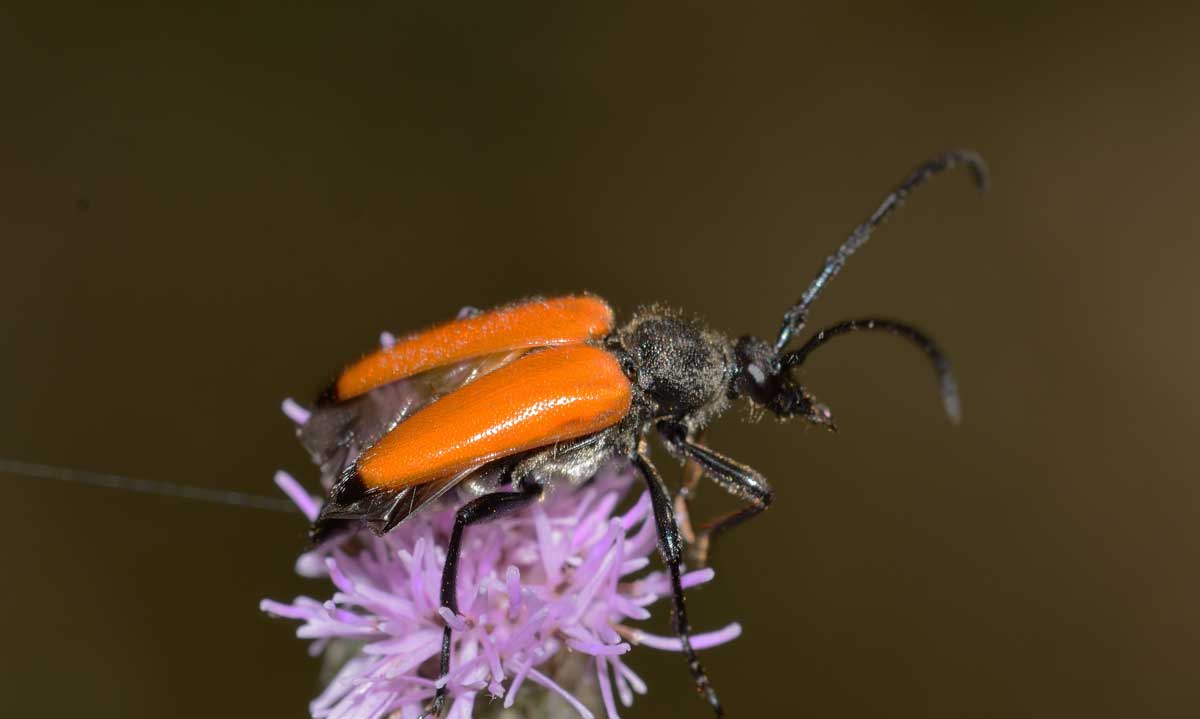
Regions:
[[776, 149, 989, 351], [0, 458, 298, 513], [782, 317, 961, 424]]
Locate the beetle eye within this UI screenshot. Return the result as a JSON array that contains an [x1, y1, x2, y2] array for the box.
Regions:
[[732, 335, 779, 401], [745, 361, 768, 387]]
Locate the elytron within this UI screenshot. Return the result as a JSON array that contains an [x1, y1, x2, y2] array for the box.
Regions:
[[300, 150, 988, 717]]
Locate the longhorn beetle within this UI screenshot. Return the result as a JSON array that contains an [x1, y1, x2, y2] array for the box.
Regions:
[[301, 150, 989, 717]]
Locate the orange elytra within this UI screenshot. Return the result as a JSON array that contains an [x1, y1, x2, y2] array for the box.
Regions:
[[357, 345, 631, 490], [326, 295, 614, 403]]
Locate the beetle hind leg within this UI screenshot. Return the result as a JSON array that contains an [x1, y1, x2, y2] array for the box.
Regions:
[[421, 481, 543, 718]]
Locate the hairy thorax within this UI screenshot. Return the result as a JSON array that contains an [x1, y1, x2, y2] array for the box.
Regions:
[[616, 309, 733, 432]]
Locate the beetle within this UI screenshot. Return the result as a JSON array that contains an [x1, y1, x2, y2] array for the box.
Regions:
[[301, 150, 988, 717]]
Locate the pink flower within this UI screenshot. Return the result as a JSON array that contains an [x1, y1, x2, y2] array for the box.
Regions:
[[264, 361, 740, 719]]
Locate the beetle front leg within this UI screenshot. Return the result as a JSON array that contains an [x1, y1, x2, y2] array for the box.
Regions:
[[673, 428, 706, 547], [659, 424, 773, 566]]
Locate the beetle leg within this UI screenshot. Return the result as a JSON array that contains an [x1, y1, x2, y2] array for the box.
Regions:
[[659, 425, 774, 566], [424, 482, 543, 718], [673, 430, 705, 547], [634, 449, 724, 718]]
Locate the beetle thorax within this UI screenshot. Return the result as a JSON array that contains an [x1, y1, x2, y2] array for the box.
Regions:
[[616, 310, 732, 429]]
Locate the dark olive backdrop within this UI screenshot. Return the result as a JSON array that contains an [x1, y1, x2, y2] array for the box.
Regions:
[[2, 3, 1197, 718]]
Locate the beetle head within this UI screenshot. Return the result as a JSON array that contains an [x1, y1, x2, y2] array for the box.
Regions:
[[731, 335, 836, 430]]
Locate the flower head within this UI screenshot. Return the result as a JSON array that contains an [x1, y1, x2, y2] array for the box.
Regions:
[[263, 464, 740, 719]]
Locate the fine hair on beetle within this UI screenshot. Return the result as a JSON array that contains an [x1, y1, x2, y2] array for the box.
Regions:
[[301, 149, 989, 718]]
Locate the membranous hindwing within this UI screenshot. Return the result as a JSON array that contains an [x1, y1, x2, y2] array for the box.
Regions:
[[298, 351, 525, 490]]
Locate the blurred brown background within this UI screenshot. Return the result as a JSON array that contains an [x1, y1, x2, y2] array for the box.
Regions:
[[2, 3, 1197, 717]]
